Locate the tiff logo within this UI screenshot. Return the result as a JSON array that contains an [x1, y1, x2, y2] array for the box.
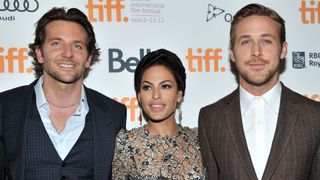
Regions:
[[0, 47, 32, 73], [186, 48, 225, 72], [114, 97, 140, 122], [85, 0, 128, 22], [300, 0, 320, 24], [304, 94, 320, 102]]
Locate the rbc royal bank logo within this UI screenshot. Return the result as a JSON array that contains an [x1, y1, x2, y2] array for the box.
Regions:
[[292, 52, 306, 69], [292, 51, 320, 69]]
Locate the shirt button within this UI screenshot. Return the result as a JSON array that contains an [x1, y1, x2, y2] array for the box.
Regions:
[[61, 161, 65, 167], [61, 176, 67, 180]]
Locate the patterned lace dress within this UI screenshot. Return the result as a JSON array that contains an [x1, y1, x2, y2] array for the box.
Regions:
[[112, 125, 206, 180]]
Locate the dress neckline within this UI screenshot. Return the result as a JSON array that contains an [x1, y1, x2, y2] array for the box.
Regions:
[[143, 124, 183, 140]]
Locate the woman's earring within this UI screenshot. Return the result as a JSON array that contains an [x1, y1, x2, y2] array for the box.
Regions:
[[139, 109, 142, 126], [177, 103, 182, 125]]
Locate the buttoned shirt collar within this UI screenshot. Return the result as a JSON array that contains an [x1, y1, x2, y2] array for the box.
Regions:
[[240, 81, 282, 116]]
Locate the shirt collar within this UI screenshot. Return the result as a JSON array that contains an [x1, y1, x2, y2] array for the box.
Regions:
[[240, 81, 282, 115], [80, 86, 89, 113], [34, 76, 47, 109], [34, 75, 89, 114]]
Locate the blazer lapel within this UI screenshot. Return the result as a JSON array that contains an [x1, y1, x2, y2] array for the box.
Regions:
[[225, 90, 258, 180], [20, 81, 39, 180], [86, 89, 111, 179], [262, 85, 299, 179]]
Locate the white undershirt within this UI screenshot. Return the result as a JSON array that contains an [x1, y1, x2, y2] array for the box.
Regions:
[[34, 76, 89, 160], [239, 81, 281, 179]]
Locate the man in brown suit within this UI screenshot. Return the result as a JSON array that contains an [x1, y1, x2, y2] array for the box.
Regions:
[[199, 3, 320, 180]]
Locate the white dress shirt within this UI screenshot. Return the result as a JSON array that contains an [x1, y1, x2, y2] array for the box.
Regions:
[[240, 81, 282, 180], [34, 76, 89, 160]]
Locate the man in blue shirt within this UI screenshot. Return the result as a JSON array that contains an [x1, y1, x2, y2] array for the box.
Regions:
[[0, 7, 126, 179]]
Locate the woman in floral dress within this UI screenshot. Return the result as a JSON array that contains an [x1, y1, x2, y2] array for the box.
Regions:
[[112, 49, 206, 179]]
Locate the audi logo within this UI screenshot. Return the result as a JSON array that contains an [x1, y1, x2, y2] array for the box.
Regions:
[[0, 0, 39, 12]]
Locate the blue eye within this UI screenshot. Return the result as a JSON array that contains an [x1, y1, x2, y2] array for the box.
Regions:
[[241, 40, 250, 45], [74, 44, 83, 49], [51, 41, 61, 47], [263, 39, 272, 44]]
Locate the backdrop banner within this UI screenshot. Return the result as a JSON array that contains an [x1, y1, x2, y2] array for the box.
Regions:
[[1, 0, 319, 129]]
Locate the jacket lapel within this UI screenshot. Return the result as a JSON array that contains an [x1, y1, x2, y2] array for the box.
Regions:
[[20, 80, 39, 179], [224, 90, 258, 180], [86, 88, 111, 179], [262, 85, 299, 179]]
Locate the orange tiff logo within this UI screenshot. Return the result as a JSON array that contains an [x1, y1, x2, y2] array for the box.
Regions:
[[300, 0, 320, 24], [186, 48, 225, 72], [85, 0, 128, 22], [0, 47, 32, 73], [304, 94, 320, 102], [114, 96, 140, 122]]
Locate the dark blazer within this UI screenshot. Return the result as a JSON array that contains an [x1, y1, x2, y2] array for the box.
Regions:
[[0, 140, 5, 180], [0, 80, 127, 180], [199, 84, 320, 180]]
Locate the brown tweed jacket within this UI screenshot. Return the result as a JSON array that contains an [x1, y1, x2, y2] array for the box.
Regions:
[[199, 84, 320, 180]]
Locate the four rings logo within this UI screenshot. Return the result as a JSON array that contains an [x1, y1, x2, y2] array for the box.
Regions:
[[0, 0, 39, 12]]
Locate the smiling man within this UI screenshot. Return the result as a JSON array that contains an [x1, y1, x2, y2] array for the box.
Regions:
[[198, 3, 320, 180], [0, 7, 126, 179]]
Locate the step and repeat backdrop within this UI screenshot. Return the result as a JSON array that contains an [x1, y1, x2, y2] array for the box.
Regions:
[[1, 0, 319, 129]]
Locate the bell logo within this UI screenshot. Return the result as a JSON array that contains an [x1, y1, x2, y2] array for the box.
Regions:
[[0, 47, 32, 73], [186, 48, 225, 72], [300, 0, 320, 24], [114, 96, 140, 122], [108, 48, 151, 73], [85, 0, 128, 22]]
